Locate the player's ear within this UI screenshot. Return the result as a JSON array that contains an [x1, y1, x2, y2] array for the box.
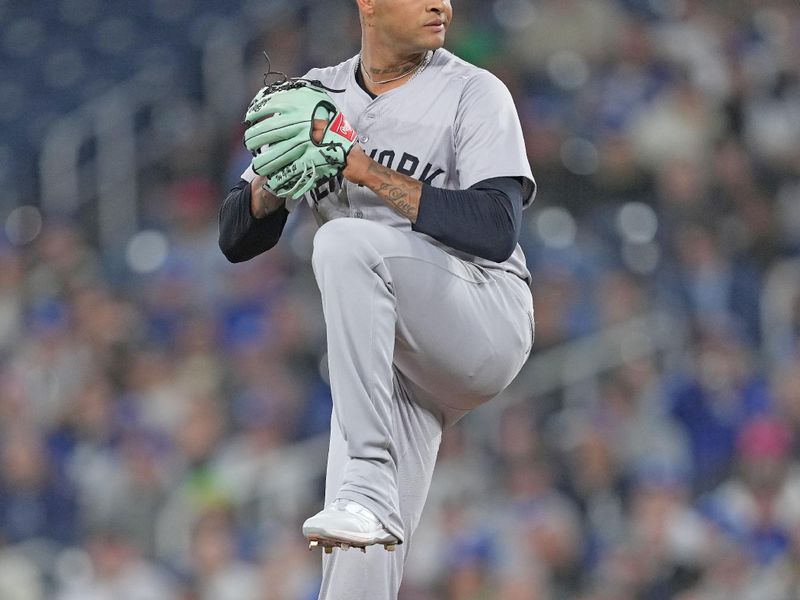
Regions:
[[356, 0, 376, 20]]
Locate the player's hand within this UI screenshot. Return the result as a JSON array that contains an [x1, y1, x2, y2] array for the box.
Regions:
[[312, 119, 327, 143], [312, 117, 369, 185], [342, 145, 370, 186]]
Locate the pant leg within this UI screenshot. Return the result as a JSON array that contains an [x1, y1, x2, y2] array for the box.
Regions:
[[312, 220, 408, 542], [318, 375, 442, 600], [312, 218, 533, 599]]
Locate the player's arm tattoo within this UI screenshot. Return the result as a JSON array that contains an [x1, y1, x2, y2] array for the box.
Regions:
[[363, 161, 422, 222]]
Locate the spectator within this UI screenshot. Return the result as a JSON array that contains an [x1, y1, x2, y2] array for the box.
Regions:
[[55, 530, 178, 600], [0, 428, 78, 546]]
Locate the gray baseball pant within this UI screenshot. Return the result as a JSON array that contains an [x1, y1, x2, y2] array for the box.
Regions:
[[311, 218, 534, 600]]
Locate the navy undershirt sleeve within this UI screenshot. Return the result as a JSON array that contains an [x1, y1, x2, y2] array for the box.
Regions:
[[218, 179, 289, 263], [412, 176, 524, 263]]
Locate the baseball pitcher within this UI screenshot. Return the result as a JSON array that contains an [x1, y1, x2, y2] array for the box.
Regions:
[[218, 1, 535, 598]]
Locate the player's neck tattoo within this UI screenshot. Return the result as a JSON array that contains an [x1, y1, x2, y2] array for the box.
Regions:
[[359, 51, 432, 85]]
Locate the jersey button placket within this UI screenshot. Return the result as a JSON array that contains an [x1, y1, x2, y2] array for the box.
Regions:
[[350, 114, 371, 217]]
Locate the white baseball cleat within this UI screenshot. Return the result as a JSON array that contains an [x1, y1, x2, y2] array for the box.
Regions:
[[303, 500, 399, 553]]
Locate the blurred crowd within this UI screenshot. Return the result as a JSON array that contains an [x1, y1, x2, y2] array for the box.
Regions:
[[2, 0, 800, 599]]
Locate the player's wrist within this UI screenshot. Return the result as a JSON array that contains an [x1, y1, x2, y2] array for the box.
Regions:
[[342, 145, 371, 186], [250, 176, 285, 218]]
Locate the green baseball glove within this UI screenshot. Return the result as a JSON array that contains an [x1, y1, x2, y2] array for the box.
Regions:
[[243, 80, 358, 199]]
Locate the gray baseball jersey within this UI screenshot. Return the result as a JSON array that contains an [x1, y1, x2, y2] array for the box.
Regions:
[[242, 49, 536, 281]]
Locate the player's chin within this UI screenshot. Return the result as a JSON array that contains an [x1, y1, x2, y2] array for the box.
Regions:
[[418, 23, 447, 46], [419, 31, 447, 50]]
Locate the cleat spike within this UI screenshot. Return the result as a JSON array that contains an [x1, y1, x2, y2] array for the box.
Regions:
[[385, 543, 396, 552], [324, 546, 333, 554], [308, 541, 318, 551], [341, 543, 350, 551]]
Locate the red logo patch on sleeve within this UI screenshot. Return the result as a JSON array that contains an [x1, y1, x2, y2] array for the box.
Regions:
[[330, 113, 358, 143]]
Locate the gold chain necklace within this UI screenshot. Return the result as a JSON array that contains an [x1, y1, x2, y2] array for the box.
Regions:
[[359, 51, 432, 85]]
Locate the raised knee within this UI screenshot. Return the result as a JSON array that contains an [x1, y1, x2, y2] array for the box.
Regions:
[[312, 218, 383, 271]]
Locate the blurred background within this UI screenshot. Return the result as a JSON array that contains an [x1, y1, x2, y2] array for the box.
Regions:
[[1, 0, 800, 598]]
